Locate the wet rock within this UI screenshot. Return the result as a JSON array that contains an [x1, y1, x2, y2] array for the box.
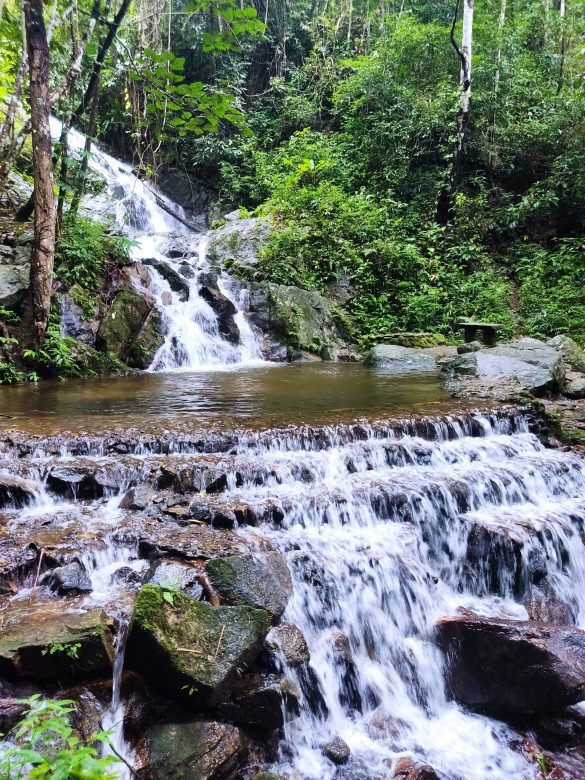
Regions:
[[547, 335, 585, 373], [206, 552, 293, 619], [363, 345, 437, 373], [0, 243, 30, 306], [161, 290, 173, 305], [0, 697, 29, 732], [96, 289, 156, 361], [198, 283, 240, 345], [0, 604, 114, 682], [127, 584, 271, 706], [0, 475, 39, 507], [207, 214, 271, 278], [60, 285, 98, 345], [111, 566, 143, 587], [253, 773, 284, 780], [391, 757, 440, 779], [188, 496, 214, 523], [145, 559, 203, 600], [215, 673, 299, 731], [43, 561, 92, 595], [137, 522, 250, 560], [46, 465, 102, 499], [524, 586, 577, 626], [322, 736, 350, 765], [331, 630, 353, 664], [143, 258, 190, 300], [138, 720, 247, 780], [120, 485, 155, 511], [125, 307, 164, 369], [179, 263, 195, 279], [265, 623, 310, 667], [66, 687, 106, 741], [436, 616, 585, 714]]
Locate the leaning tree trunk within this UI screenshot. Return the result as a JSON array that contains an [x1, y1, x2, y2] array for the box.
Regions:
[[22, 0, 55, 350]]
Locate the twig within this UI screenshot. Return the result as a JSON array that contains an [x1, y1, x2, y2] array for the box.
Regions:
[[213, 624, 226, 661], [176, 646, 203, 655]]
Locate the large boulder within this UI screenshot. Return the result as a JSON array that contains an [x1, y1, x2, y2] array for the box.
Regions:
[[0, 604, 114, 682], [138, 720, 246, 780], [436, 616, 585, 714], [207, 213, 272, 280], [205, 553, 293, 620], [96, 289, 163, 366], [0, 244, 31, 307], [363, 345, 438, 373], [60, 285, 99, 345], [564, 371, 585, 400], [547, 335, 585, 373], [443, 338, 565, 398], [126, 584, 271, 706]]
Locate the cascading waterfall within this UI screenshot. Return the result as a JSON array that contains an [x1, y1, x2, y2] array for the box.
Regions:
[[214, 412, 585, 779], [54, 118, 264, 371]]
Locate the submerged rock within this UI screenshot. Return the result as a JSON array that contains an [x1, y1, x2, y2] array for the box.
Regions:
[[391, 757, 440, 779], [0, 604, 114, 682], [206, 553, 293, 619], [363, 345, 437, 373], [138, 720, 247, 780], [126, 584, 271, 706], [436, 616, 585, 714]]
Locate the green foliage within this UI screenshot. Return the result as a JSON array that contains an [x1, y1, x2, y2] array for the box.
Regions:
[[0, 695, 119, 779], [42, 641, 82, 660]]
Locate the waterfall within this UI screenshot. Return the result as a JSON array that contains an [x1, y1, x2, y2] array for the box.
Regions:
[[52, 118, 264, 371]]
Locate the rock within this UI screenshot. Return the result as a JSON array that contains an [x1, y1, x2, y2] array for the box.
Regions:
[[119, 485, 155, 511], [436, 616, 585, 714], [249, 282, 351, 359], [125, 307, 164, 369], [0, 698, 28, 733], [161, 290, 173, 305], [266, 623, 310, 667], [143, 258, 190, 300], [96, 289, 155, 361], [138, 720, 246, 780], [0, 475, 39, 508], [0, 244, 31, 306], [111, 566, 143, 587], [524, 586, 576, 626], [179, 263, 195, 279], [374, 332, 447, 349], [254, 773, 284, 780], [126, 584, 271, 706], [46, 465, 102, 499], [392, 757, 440, 779], [198, 283, 240, 344], [0, 604, 114, 682], [323, 737, 350, 765], [363, 345, 437, 373], [443, 338, 565, 398], [215, 673, 299, 731], [60, 285, 98, 345], [547, 335, 585, 373], [564, 370, 585, 399], [207, 215, 272, 279], [457, 340, 483, 354], [43, 562, 92, 595], [145, 560, 203, 600], [156, 168, 216, 227], [205, 553, 293, 620]]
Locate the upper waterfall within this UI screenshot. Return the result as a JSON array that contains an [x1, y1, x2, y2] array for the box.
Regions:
[[53, 119, 265, 371]]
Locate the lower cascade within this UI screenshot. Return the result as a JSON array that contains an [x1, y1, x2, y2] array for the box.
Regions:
[[2, 407, 585, 778]]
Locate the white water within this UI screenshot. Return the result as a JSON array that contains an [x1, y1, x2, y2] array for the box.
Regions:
[[217, 412, 585, 779], [52, 118, 264, 371]]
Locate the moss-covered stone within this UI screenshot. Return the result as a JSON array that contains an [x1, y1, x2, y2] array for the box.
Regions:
[[125, 307, 164, 369], [0, 604, 114, 682], [206, 553, 292, 620], [139, 720, 247, 780], [254, 773, 285, 780], [126, 584, 271, 706], [96, 289, 151, 359]]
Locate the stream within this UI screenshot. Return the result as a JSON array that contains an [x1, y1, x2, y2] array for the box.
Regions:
[[1, 132, 585, 779]]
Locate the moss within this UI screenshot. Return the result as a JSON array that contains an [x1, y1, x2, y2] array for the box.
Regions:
[[362, 331, 448, 349], [254, 773, 285, 780]]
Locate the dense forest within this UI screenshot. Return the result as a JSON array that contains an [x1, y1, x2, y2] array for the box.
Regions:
[[0, 0, 584, 382]]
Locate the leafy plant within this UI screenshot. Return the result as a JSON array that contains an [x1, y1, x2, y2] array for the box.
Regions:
[[0, 695, 119, 779], [41, 641, 82, 660]]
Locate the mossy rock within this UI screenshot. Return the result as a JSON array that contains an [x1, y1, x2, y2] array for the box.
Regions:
[[0, 605, 114, 682], [254, 773, 285, 780], [367, 332, 447, 349], [206, 553, 292, 620], [126, 585, 271, 706], [96, 289, 151, 359], [125, 307, 164, 369]]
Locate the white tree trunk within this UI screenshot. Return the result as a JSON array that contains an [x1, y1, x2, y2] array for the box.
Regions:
[[459, 0, 474, 116]]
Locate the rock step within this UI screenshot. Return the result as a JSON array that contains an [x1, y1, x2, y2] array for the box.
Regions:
[[0, 407, 537, 459]]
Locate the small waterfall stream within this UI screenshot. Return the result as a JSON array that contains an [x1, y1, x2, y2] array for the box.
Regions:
[[55, 119, 264, 371]]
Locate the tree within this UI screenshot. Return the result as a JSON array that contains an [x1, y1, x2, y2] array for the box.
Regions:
[[22, 0, 55, 349]]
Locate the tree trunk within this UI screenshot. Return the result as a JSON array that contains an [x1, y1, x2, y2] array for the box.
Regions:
[[489, 0, 506, 172], [457, 0, 474, 147], [557, 0, 566, 93], [22, 0, 55, 350]]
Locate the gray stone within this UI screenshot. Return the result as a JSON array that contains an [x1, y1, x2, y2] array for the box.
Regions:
[[43, 562, 92, 595], [266, 623, 310, 667], [457, 340, 483, 354], [206, 552, 293, 619], [145, 559, 203, 600], [143, 258, 190, 301], [0, 475, 39, 508], [564, 371, 585, 399], [138, 720, 246, 780], [547, 335, 585, 373], [207, 215, 272, 278], [0, 244, 30, 307], [363, 345, 438, 373], [323, 736, 350, 765], [215, 673, 299, 731], [59, 287, 98, 346]]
